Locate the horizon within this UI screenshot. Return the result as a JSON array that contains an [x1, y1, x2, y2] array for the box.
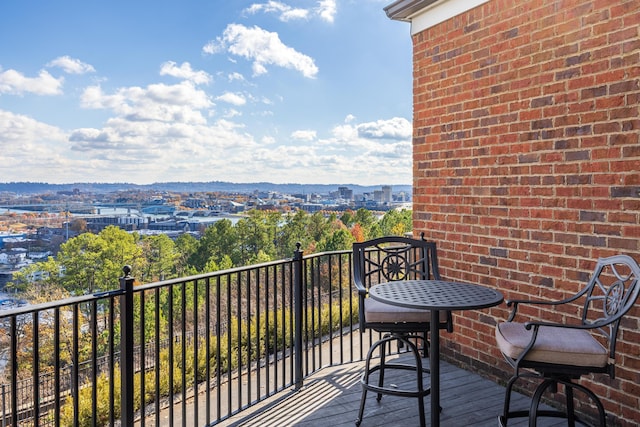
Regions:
[[0, 180, 411, 187], [0, 1, 413, 186], [0, 180, 412, 196]]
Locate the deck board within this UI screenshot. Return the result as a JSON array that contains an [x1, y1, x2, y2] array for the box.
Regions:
[[219, 354, 567, 427]]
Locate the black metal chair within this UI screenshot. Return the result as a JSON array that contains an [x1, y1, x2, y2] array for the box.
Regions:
[[496, 254, 640, 426], [353, 235, 452, 427]]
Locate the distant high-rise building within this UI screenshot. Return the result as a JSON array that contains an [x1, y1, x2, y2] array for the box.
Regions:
[[338, 186, 353, 201], [381, 185, 392, 203]]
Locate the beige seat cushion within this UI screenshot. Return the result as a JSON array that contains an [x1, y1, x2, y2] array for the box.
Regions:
[[365, 298, 448, 323], [495, 322, 608, 368]]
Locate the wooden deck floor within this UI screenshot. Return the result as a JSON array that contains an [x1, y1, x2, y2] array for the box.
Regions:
[[218, 354, 567, 427]]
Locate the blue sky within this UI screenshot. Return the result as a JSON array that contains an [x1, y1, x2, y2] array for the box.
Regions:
[[0, 0, 413, 186]]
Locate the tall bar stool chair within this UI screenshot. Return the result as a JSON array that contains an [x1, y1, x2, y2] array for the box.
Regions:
[[496, 255, 640, 426], [353, 235, 452, 427]]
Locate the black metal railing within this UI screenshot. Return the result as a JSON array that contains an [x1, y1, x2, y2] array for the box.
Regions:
[[0, 246, 377, 426]]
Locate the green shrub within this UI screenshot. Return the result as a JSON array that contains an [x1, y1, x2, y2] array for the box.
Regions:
[[59, 297, 359, 425]]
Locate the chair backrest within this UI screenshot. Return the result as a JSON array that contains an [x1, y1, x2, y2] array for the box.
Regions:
[[579, 255, 640, 359], [353, 235, 441, 291]]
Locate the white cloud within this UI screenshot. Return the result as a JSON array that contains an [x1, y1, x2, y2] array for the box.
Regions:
[[0, 104, 412, 185], [80, 81, 212, 124], [244, 1, 309, 21], [356, 117, 412, 140], [216, 91, 247, 106], [0, 110, 74, 180], [0, 69, 63, 95], [240, 115, 413, 184], [0, 110, 66, 148], [323, 116, 413, 171], [228, 72, 245, 82], [47, 56, 95, 74], [331, 123, 358, 141], [223, 108, 242, 118], [316, 0, 337, 23], [203, 24, 318, 78], [57, 78, 276, 183], [249, 133, 411, 184], [160, 61, 212, 85], [244, 0, 336, 23], [291, 129, 316, 141], [64, 116, 266, 183]]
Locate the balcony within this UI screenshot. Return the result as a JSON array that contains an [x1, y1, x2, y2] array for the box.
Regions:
[[0, 247, 603, 426]]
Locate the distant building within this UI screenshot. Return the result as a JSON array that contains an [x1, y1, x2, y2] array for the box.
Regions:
[[85, 216, 146, 232], [183, 198, 206, 209], [141, 205, 176, 215], [0, 233, 27, 249], [300, 203, 323, 213], [382, 186, 392, 204], [338, 186, 353, 201]]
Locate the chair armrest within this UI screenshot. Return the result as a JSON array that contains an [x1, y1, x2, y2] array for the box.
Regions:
[[353, 277, 368, 296], [505, 289, 586, 322], [506, 278, 594, 322], [524, 315, 619, 331], [523, 319, 587, 330], [505, 298, 558, 321]]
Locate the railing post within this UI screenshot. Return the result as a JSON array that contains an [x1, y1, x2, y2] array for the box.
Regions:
[[119, 265, 135, 425], [2, 384, 5, 427], [293, 243, 304, 390]]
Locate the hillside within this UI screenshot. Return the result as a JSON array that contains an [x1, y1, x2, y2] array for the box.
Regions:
[[0, 181, 412, 195]]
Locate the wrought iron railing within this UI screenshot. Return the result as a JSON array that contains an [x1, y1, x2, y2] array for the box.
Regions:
[[0, 246, 377, 426]]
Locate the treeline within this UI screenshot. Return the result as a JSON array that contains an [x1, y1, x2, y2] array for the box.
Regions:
[[10, 208, 411, 301]]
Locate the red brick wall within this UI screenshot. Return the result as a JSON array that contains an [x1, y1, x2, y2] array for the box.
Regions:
[[410, 0, 639, 425]]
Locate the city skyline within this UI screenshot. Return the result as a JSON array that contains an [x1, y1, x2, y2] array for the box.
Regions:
[[0, 1, 413, 186]]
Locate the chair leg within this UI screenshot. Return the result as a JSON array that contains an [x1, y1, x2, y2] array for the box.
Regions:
[[357, 338, 381, 426], [529, 379, 556, 427], [498, 374, 520, 426], [560, 379, 608, 427], [421, 331, 429, 357], [376, 338, 387, 401], [357, 334, 429, 427], [356, 387, 367, 427], [565, 383, 575, 427], [409, 338, 427, 427], [500, 374, 609, 427]]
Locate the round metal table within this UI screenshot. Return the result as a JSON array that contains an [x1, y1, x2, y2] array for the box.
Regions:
[[368, 280, 503, 427]]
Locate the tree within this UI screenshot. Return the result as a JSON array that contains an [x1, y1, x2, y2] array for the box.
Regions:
[[174, 233, 198, 276], [234, 210, 279, 266], [350, 223, 365, 243], [353, 208, 378, 240], [340, 210, 355, 228], [94, 226, 142, 290], [140, 234, 178, 282], [54, 226, 142, 294], [318, 228, 355, 252], [307, 212, 332, 246], [9, 256, 64, 297], [189, 219, 238, 271], [379, 209, 412, 237], [69, 218, 88, 233], [278, 210, 313, 256], [55, 232, 107, 294]]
